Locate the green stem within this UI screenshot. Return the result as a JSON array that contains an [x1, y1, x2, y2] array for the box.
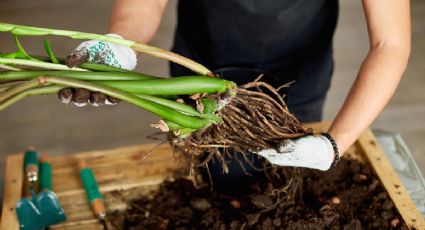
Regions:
[[79, 62, 133, 73], [35, 77, 212, 129], [0, 58, 88, 71], [165, 120, 196, 137], [36, 56, 135, 73], [33, 55, 134, 73], [131, 43, 214, 76], [0, 22, 213, 76], [0, 81, 22, 92], [136, 94, 221, 122], [43, 38, 59, 64], [0, 70, 157, 81], [137, 94, 200, 116], [98, 76, 235, 95], [0, 85, 62, 110], [0, 79, 42, 101], [0, 64, 21, 71]]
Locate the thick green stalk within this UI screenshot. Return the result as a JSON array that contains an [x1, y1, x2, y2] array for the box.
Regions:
[[0, 22, 213, 76], [0, 58, 88, 71], [33, 55, 133, 73], [98, 76, 235, 95], [79, 62, 133, 73], [137, 94, 200, 116], [0, 71, 157, 81], [131, 43, 214, 76], [0, 82, 22, 92], [33, 77, 212, 129], [0, 78, 220, 123], [0, 64, 21, 71], [0, 79, 42, 101], [136, 94, 221, 122], [0, 85, 62, 110]]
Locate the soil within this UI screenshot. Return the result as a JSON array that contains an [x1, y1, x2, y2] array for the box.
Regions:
[[108, 159, 409, 230], [65, 48, 88, 68]]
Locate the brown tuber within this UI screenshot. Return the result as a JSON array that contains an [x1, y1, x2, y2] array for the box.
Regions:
[[72, 88, 90, 106], [58, 88, 73, 104], [90, 92, 107, 106]]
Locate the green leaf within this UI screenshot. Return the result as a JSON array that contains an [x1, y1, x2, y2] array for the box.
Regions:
[[0, 52, 18, 59], [13, 35, 32, 59], [164, 120, 195, 138], [43, 38, 59, 64], [201, 98, 218, 114]]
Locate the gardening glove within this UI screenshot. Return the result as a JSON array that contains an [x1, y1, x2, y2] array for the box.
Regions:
[[257, 134, 337, 171], [59, 34, 137, 106]]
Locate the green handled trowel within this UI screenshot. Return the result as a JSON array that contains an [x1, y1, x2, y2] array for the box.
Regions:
[[16, 150, 43, 230], [37, 155, 66, 226], [16, 150, 66, 230]]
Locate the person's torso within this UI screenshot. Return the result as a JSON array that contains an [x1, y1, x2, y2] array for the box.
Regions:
[[174, 0, 339, 71]]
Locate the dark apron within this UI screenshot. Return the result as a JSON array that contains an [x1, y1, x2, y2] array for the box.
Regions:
[[170, 0, 339, 122]]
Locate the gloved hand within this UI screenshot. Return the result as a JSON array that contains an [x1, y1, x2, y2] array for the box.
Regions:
[[59, 34, 137, 106], [257, 134, 337, 171]]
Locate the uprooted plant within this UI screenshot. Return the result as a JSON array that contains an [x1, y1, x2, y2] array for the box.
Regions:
[[0, 22, 310, 199]]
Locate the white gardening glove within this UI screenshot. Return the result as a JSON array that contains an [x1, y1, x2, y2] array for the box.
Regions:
[[257, 135, 336, 171], [65, 34, 137, 70], [60, 34, 137, 106]]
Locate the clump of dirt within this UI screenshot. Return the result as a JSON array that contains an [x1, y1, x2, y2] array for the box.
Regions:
[[65, 47, 89, 68], [108, 159, 408, 230]]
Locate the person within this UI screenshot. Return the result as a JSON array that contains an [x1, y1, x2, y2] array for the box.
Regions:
[[62, 0, 411, 171]]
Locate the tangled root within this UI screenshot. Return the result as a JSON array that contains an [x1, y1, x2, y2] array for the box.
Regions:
[[171, 81, 311, 200]]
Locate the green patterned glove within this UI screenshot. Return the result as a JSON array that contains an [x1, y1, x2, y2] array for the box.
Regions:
[[60, 34, 137, 106], [65, 34, 137, 70]]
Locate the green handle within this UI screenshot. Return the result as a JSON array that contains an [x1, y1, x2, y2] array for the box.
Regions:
[[79, 168, 102, 204], [23, 150, 38, 181], [39, 161, 52, 191], [24, 150, 38, 167]]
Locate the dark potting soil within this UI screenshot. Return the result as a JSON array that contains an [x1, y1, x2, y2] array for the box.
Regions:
[[108, 159, 408, 230]]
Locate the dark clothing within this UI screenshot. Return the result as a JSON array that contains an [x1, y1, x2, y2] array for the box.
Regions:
[[170, 0, 339, 122]]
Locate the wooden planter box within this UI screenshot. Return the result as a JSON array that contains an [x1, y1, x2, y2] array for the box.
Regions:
[[2, 123, 424, 229]]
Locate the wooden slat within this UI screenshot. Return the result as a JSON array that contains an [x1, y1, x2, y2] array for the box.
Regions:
[[50, 219, 100, 229], [356, 129, 425, 229], [50, 143, 181, 229], [1, 154, 24, 230]]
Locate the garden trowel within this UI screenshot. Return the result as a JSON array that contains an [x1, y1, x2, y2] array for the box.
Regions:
[[16, 150, 66, 230], [37, 155, 66, 226], [16, 150, 43, 230]]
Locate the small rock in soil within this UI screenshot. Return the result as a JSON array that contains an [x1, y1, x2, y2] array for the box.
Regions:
[[250, 194, 273, 209], [190, 198, 211, 211]]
